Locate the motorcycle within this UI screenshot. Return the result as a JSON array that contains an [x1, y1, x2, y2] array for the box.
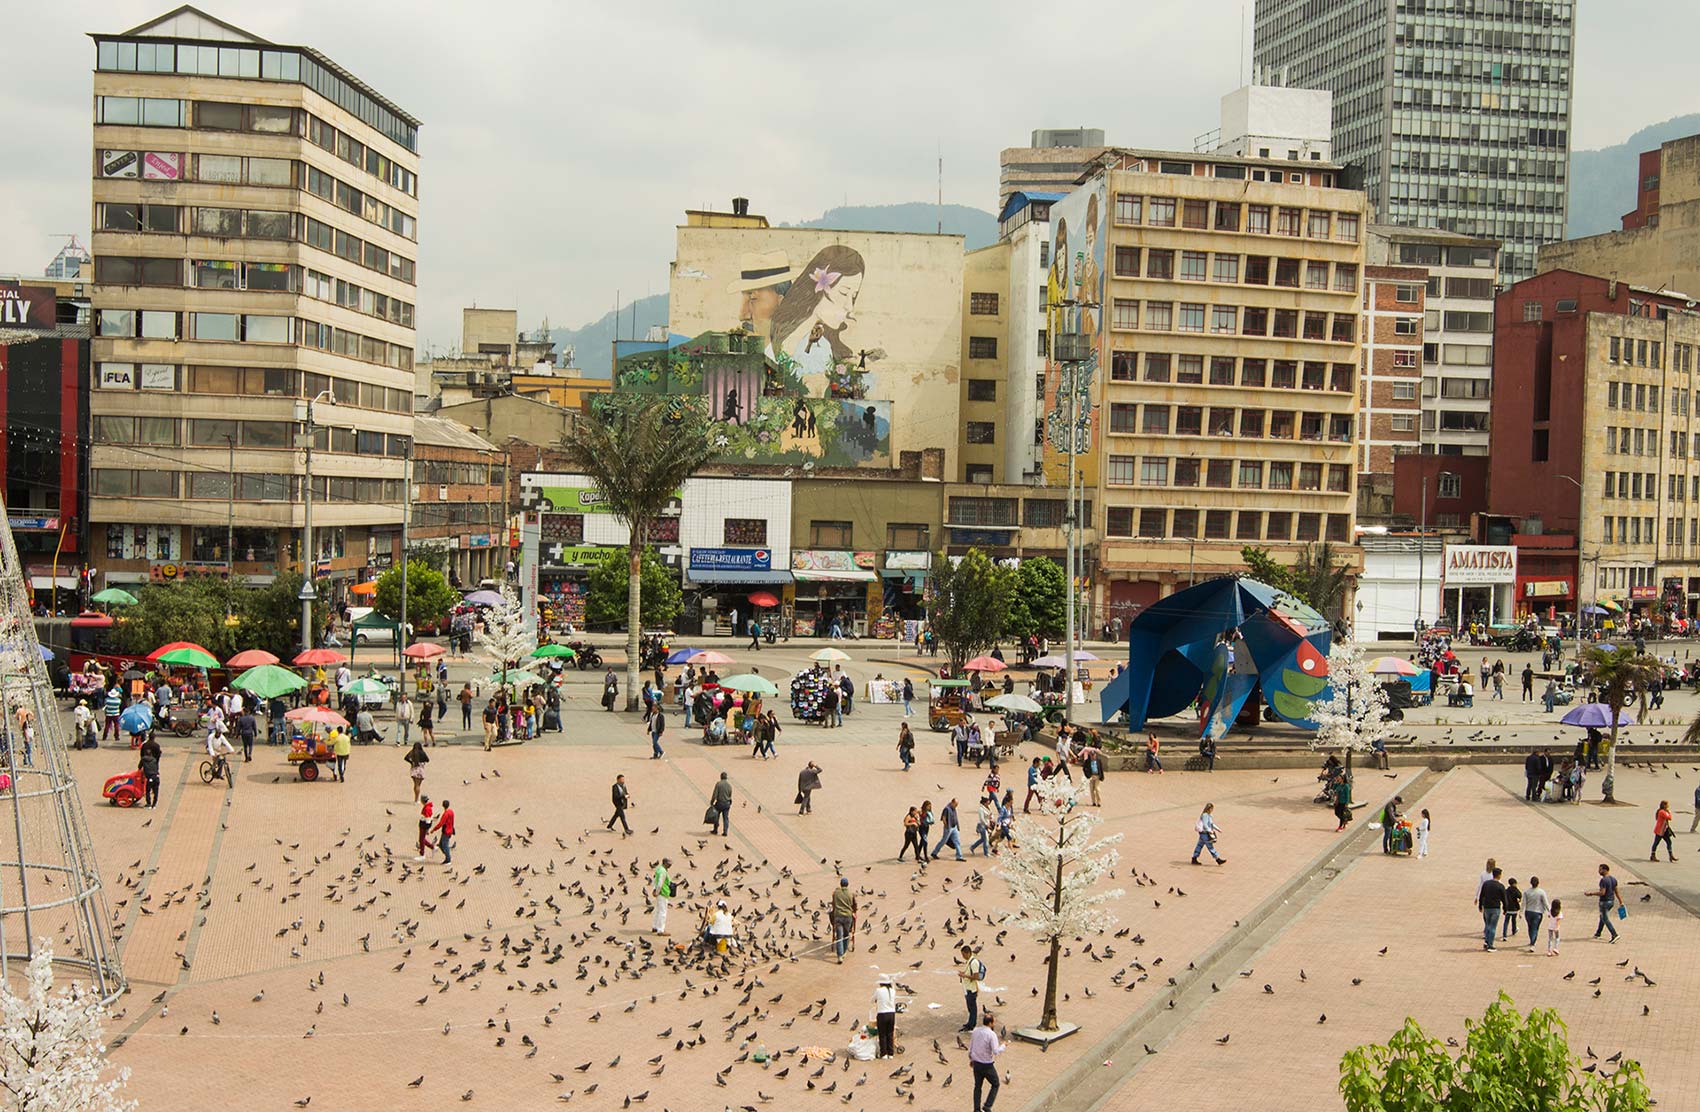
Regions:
[[567, 640, 603, 670]]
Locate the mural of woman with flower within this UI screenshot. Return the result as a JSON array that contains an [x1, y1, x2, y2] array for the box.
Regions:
[[767, 245, 867, 390]]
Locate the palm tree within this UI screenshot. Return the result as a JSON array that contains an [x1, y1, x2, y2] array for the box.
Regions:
[[1293, 542, 1352, 621], [1582, 645, 1663, 802], [561, 396, 712, 711]]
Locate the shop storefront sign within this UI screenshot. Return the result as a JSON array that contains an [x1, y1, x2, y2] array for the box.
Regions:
[[1442, 545, 1517, 586], [534, 484, 680, 516], [1522, 580, 1571, 598], [689, 547, 771, 572], [791, 550, 875, 572], [1630, 585, 1657, 600], [884, 550, 931, 570], [9, 516, 59, 532], [543, 544, 620, 569]]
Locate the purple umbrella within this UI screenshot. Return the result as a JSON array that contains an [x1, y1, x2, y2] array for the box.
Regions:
[[462, 590, 506, 607], [1559, 703, 1634, 729]]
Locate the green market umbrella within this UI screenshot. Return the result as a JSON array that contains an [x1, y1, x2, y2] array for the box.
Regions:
[[530, 644, 577, 660], [344, 676, 391, 696], [487, 669, 546, 689], [717, 673, 779, 696], [91, 587, 138, 606], [230, 664, 307, 699], [154, 645, 220, 669]]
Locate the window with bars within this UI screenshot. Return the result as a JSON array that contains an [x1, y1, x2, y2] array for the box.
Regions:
[[969, 292, 1000, 315]]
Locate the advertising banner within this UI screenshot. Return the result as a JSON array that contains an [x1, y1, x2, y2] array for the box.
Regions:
[[688, 547, 771, 572], [1441, 545, 1517, 586], [0, 282, 55, 329]]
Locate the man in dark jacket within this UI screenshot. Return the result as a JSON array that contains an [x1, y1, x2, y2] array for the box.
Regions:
[[138, 734, 163, 808], [1524, 748, 1543, 801], [606, 774, 631, 836], [797, 762, 822, 814], [710, 771, 733, 835]]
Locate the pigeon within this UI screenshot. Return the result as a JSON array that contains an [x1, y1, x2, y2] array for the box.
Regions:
[[1215, 1033, 1230, 1045], [407, 1077, 424, 1088]]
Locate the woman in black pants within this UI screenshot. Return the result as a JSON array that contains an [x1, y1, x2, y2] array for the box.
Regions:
[[899, 807, 924, 861]]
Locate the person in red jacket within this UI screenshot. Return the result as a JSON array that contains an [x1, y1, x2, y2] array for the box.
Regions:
[[416, 796, 434, 860], [1651, 800, 1676, 862], [431, 799, 456, 865]]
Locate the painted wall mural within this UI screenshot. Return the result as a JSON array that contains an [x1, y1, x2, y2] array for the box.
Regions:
[[1042, 178, 1108, 486]]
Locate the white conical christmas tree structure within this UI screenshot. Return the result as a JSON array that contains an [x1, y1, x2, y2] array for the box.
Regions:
[[0, 500, 123, 1002]]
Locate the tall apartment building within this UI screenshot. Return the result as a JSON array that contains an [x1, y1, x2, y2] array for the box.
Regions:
[[997, 191, 1057, 484], [89, 6, 419, 594], [998, 128, 1106, 212], [960, 244, 1011, 483], [1489, 270, 1700, 622], [1061, 149, 1368, 621], [1253, 0, 1574, 283], [1358, 264, 1426, 478], [1366, 226, 1499, 455]]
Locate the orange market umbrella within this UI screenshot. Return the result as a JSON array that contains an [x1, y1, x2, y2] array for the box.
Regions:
[[748, 591, 779, 608], [293, 648, 347, 666], [349, 581, 378, 596], [687, 650, 736, 665], [402, 643, 445, 660], [284, 706, 348, 727], [226, 649, 280, 669], [964, 655, 1008, 672]]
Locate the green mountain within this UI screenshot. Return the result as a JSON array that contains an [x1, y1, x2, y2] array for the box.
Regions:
[[553, 201, 998, 376], [1568, 114, 1700, 238]]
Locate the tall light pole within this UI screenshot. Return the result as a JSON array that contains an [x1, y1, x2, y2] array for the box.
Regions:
[[398, 437, 411, 700], [1560, 473, 1585, 661], [224, 433, 236, 620], [297, 389, 335, 651]]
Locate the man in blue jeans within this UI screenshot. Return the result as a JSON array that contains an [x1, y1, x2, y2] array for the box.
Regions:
[[931, 799, 964, 860], [1477, 866, 1505, 951], [1590, 863, 1621, 941], [650, 708, 667, 759]]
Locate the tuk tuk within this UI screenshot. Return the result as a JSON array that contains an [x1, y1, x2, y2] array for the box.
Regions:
[[927, 678, 973, 733]]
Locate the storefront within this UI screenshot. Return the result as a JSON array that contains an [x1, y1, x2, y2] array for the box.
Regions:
[[1441, 545, 1516, 630], [879, 550, 931, 637], [790, 550, 878, 638], [686, 547, 792, 636]]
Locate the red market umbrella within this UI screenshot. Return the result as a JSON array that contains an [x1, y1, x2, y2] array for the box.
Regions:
[[147, 641, 216, 663], [402, 643, 446, 660], [964, 655, 1008, 672], [748, 591, 779, 608], [687, 650, 736, 665], [70, 612, 114, 628], [226, 649, 280, 669], [284, 706, 348, 727], [293, 648, 347, 666], [348, 581, 379, 596]]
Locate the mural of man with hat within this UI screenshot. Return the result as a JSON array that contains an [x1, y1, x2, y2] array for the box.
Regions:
[[727, 250, 795, 340]]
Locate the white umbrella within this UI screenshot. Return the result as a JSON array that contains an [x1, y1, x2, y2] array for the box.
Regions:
[[809, 648, 851, 662], [1031, 651, 1099, 668], [987, 692, 1043, 714]]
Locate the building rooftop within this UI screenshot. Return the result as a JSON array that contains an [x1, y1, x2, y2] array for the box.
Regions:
[[1093, 146, 1345, 177], [1369, 223, 1501, 248], [411, 415, 497, 453]]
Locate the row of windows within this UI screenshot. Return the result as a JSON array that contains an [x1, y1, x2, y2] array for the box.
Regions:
[[1394, 242, 1499, 269], [302, 216, 416, 285], [95, 309, 415, 371], [1110, 194, 1361, 243], [93, 414, 410, 459], [1105, 455, 1353, 492], [1601, 517, 1657, 546], [95, 39, 418, 153], [1105, 506, 1352, 543], [95, 363, 413, 414], [92, 469, 405, 502], [1606, 337, 1666, 369], [1108, 299, 1358, 342], [1108, 352, 1356, 393], [1111, 247, 1359, 293], [1107, 403, 1356, 443]]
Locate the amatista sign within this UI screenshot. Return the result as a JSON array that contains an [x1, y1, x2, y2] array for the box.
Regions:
[[1442, 545, 1517, 586], [0, 283, 54, 329]]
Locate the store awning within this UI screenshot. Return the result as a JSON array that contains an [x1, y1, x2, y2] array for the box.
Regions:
[[879, 569, 928, 586], [793, 569, 877, 583], [686, 570, 794, 585]]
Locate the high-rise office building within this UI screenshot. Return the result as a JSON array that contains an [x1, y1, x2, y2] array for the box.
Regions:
[[1253, 0, 1574, 283], [89, 6, 419, 595]]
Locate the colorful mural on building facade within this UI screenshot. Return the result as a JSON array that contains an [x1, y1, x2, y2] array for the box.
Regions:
[[1042, 178, 1107, 486]]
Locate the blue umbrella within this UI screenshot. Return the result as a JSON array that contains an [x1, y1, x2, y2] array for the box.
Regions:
[[664, 647, 700, 665], [38, 645, 53, 661], [119, 704, 154, 735], [1559, 703, 1633, 729], [1595, 643, 1617, 652]]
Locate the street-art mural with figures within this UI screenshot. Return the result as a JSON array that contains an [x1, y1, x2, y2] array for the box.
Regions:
[[1042, 178, 1107, 487], [668, 225, 964, 473]]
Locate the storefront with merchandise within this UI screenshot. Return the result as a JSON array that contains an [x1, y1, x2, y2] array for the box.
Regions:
[[789, 550, 878, 637], [877, 550, 931, 637], [685, 547, 792, 636]]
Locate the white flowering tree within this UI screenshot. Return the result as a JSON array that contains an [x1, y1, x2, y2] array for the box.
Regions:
[[1309, 641, 1392, 778], [0, 944, 134, 1112], [999, 774, 1123, 1034], [479, 580, 536, 705]]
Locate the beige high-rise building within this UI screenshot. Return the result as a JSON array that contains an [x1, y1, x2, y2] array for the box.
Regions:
[[88, 5, 419, 594], [1052, 149, 1368, 623]]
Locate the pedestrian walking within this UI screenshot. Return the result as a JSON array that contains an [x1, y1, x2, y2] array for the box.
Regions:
[[969, 1010, 1006, 1112], [395, 693, 412, 748], [748, 617, 761, 651], [651, 857, 673, 935], [901, 676, 913, 718], [600, 668, 618, 712], [1546, 898, 1564, 955], [872, 975, 898, 1059], [332, 726, 351, 782], [1082, 747, 1106, 805], [1651, 800, 1677, 861], [236, 708, 257, 762], [404, 741, 429, 800], [607, 774, 632, 836], [760, 709, 780, 757], [830, 877, 856, 963], [899, 807, 924, 861], [1521, 663, 1534, 701], [1191, 803, 1226, 864], [1478, 867, 1505, 950], [932, 798, 964, 861], [1522, 876, 1548, 950], [1501, 877, 1522, 941], [1589, 863, 1621, 942], [796, 761, 821, 814], [459, 683, 474, 731], [897, 722, 915, 771], [1022, 757, 1042, 813], [138, 734, 162, 808], [649, 705, 667, 759], [430, 799, 455, 864], [1330, 769, 1353, 831], [418, 697, 435, 746], [958, 944, 986, 1031], [710, 771, 733, 836], [415, 796, 434, 860], [1144, 732, 1163, 773], [1417, 808, 1431, 858], [1543, 679, 1556, 713]]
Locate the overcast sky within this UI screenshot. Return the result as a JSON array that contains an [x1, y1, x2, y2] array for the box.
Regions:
[[4, 1, 1697, 352]]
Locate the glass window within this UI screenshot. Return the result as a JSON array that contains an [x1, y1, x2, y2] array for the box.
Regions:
[[1141, 405, 1170, 434], [194, 207, 242, 236], [1174, 459, 1199, 487], [1177, 304, 1205, 333], [193, 259, 238, 289], [1144, 303, 1172, 331], [245, 210, 292, 238], [245, 262, 293, 291], [99, 309, 135, 337], [1172, 509, 1198, 537], [198, 154, 242, 183], [140, 311, 176, 339], [95, 416, 135, 443], [249, 105, 295, 134], [192, 313, 239, 341], [1138, 509, 1166, 538], [138, 417, 176, 445], [244, 315, 290, 343], [196, 101, 242, 130], [189, 419, 238, 445], [247, 157, 292, 186], [1140, 457, 1169, 486], [1268, 461, 1293, 489], [1105, 456, 1135, 485], [134, 470, 179, 498], [100, 202, 141, 231], [1148, 198, 1176, 227], [1179, 251, 1207, 281], [242, 421, 289, 448], [189, 472, 232, 500], [1213, 254, 1239, 283]]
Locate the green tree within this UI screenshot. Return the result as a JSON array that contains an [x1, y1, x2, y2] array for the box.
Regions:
[[236, 572, 326, 659], [560, 395, 712, 710], [1340, 993, 1650, 1111], [586, 547, 682, 630], [928, 548, 1018, 671], [1241, 545, 1297, 596], [373, 560, 459, 632], [1007, 557, 1067, 642], [1241, 542, 1351, 620], [1585, 645, 1663, 802], [112, 579, 234, 659]]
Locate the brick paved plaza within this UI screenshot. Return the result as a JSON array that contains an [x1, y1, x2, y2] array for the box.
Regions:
[[58, 639, 1700, 1111]]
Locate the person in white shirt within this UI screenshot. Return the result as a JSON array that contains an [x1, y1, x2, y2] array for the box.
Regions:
[[872, 975, 898, 1059], [968, 1011, 1007, 1111], [206, 722, 235, 760], [72, 701, 94, 748], [708, 900, 734, 952]]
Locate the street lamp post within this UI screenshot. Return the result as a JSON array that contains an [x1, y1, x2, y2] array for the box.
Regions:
[[1052, 289, 1098, 726], [224, 434, 235, 620], [398, 438, 411, 701], [298, 390, 335, 651]]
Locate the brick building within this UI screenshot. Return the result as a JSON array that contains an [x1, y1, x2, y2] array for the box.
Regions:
[[410, 415, 506, 588]]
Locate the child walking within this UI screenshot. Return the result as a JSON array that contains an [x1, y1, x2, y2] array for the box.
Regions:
[[1545, 899, 1563, 956], [1416, 809, 1431, 858]]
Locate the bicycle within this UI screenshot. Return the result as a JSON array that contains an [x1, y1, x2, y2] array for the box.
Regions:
[[199, 753, 234, 786]]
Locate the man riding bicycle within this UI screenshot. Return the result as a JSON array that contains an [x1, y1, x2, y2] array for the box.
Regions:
[[206, 723, 236, 784]]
